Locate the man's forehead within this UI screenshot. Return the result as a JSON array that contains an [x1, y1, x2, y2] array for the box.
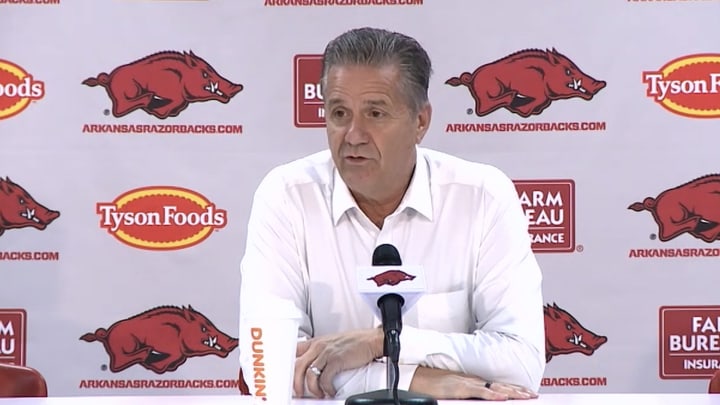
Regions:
[[327, 63, 400, 76], [324, 65, 402, 104], [326, 97, 391, 107]]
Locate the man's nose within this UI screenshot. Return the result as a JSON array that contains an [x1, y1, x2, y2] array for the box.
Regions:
[[344, 116, 369, 145]]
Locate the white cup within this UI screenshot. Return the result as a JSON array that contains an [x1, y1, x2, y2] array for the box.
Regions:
[[240, 297, 303, 404]]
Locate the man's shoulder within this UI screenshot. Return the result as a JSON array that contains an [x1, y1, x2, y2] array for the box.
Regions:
[[421, 147, 514, 194], [256, 150, 333, 194]]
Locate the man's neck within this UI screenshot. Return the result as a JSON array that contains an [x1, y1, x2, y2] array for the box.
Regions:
[[352, 165, 416, 229]]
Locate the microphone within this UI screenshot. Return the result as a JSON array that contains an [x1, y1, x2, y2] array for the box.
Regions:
[[346, 244, 437, 405], [367, 244, 417, 362]]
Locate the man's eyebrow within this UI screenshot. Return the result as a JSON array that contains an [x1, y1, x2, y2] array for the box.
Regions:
[[364, 99, 389, 107], [326, 98, 344, 108], [325, 98, 391, 108]]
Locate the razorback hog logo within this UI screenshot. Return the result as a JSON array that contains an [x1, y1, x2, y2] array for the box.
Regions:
[[629, 174, 720, 242], [238, 368, 250, 395], [96, 186, 227, 251], [80, 305, 239, 374], [0, 177, 60, 237], [367, 270, 416, 287], [82, 50, 243, 119], [446, 48, 606, 118], [544, 303, 607, 362], [642, 54, 720, 118], [0, 59, 44, 120]]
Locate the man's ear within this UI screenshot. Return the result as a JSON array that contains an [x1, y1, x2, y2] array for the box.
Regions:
[[415, 103, 432, 144]]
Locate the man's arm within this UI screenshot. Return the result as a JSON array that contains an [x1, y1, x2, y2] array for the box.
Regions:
[[238, 169, 388, 398], [400, 170, 546, 392], [239, 169, 311, 336]]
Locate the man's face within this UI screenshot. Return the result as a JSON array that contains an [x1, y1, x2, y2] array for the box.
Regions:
[[324, 64, 431, 199]]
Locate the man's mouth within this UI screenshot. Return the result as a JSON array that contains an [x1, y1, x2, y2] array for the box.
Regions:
[[345, 156, 367, 163]]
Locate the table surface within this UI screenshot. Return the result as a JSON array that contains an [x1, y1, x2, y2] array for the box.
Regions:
[[1, 394, 720, 404]]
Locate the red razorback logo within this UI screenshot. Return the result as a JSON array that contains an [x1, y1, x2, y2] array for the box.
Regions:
[[0, 177, 60, 237], [238, 368, 250, 395], [80, 305, 239, 374], [446, 48, 606, 118], [544, 303, 607, 362], [629, 174, 720, 242], [82, 50, 243, 119], [367, 270, 416, 287]]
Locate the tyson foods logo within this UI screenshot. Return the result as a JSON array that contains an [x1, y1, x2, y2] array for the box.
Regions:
[[96, 186, 227, 251], [643, 54, 720, 118], [0, 60, 44, 120]]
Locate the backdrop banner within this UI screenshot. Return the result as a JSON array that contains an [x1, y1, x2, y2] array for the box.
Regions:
[[2, 0, 719, 397]]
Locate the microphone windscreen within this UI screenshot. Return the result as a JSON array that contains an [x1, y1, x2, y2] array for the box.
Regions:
[[372, 244, 402, 266]]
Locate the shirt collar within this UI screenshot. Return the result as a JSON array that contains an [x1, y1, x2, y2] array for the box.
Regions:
[[331, 149, 433, 225]]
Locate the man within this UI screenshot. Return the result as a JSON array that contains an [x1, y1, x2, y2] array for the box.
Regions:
[[239, 27, 545, 401]]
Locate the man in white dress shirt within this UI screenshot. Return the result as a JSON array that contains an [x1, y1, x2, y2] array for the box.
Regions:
[[239, 27, 545, 401]]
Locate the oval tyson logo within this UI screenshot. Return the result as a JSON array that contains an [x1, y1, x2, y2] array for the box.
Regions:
[[642, 54, 720, 118], [96, 186, 227, 250], [0, 60, 45, 120]]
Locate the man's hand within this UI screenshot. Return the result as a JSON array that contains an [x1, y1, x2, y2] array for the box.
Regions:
[[294, 328, 383, 398], [409, 367, 538, 401]]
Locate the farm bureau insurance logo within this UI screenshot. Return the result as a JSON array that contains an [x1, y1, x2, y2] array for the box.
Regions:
[[541, 303, 607, 387], [659, 306, 720, 379], [628, 174, 720, 258], [445, 48, 606, 134], [82, 50, 244, 135], [0, 309, 26, 366], [514, 180, 576, 253], [643, 54, 720, 118], [96, 186, 227, 251], [79, 305, 242, 390], [294, 54, 324, 128], [0, 177, 61, 262], [0, 60, 44, 120]]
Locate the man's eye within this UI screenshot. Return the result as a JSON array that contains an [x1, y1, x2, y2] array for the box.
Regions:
[[370, 110, 384, 118]]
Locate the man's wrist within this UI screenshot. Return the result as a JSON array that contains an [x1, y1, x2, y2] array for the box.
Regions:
[[373, 326, 384, 359]]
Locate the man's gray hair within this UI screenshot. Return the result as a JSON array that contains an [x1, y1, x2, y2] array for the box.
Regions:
[[320, 27, 432, 113]]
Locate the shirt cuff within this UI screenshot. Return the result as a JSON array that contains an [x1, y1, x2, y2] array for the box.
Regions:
[[399, 325, 462, 370], [332, 362, 419, 398], [366, 361, 419, 392]]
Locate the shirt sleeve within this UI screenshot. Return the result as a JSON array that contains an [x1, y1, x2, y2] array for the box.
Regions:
[[397, 169, 546, 392], [238, 169, 404, 398], [239, 168, 312, 337], [331, 362, 419, 399]]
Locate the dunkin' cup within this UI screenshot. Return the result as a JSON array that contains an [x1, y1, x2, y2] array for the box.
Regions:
[[239, 297, 303, 404]]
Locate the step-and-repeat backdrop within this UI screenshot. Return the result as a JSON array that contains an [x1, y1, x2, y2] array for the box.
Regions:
[[2, 0, 720, 397]]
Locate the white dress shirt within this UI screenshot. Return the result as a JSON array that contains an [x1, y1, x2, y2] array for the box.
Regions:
[[239, 146, 546, 398]]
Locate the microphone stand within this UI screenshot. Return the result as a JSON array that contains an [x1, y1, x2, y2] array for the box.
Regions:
[[345, 328, 437, 405]]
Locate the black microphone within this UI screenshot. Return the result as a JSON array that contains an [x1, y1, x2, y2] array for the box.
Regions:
[[372, 244, 404, 363], [346, 244, 437, 405]]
